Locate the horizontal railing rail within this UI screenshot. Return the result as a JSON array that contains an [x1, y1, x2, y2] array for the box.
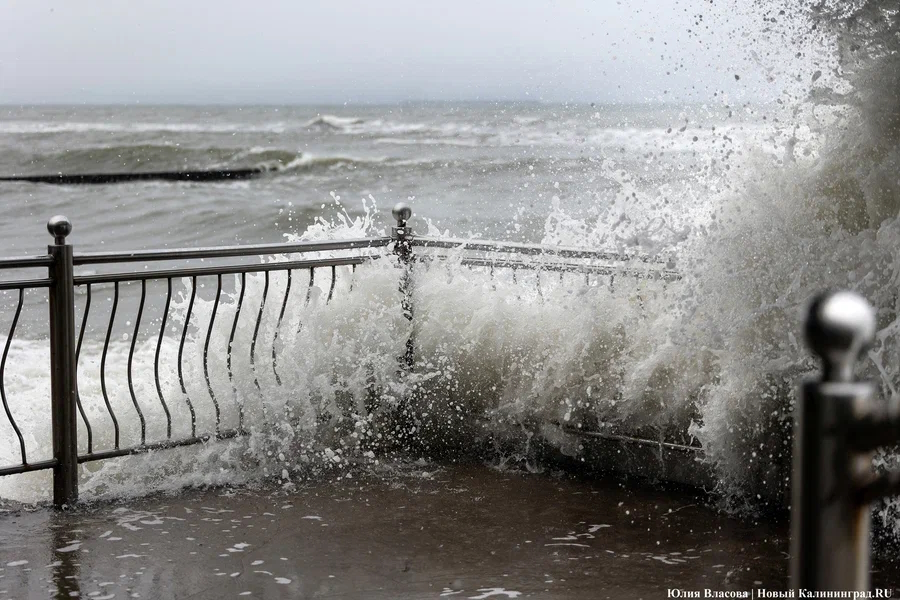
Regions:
[[0, 255, 54, 269], [412, 235, 672, 265], [0, 278, 53, 290], [73, 255, 372, 285], [454, 256, 681, 281], [0, 202, 685, 507], [77, 428, 247, 464], [558, 423, 701, 453], [0, 256, 55, 296], [73, 237, 391, 265], [0, 458, 58, 478], [410, 232, 680, 283]]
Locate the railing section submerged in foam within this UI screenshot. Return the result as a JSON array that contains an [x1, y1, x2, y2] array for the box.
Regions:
[[0, 203, 685, 506]]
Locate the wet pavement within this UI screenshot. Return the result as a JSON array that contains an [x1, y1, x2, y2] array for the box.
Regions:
[[0, 464, 896, 599]]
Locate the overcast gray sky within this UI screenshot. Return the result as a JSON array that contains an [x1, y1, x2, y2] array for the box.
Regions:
[[0, 0, 810, 104]]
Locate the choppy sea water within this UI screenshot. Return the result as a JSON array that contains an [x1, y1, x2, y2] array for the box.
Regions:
[[0, 102, 758, 251], [1, 4, 900, 554]]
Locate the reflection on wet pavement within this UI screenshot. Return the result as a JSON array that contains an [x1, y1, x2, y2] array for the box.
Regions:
[[0, 465, 896, 598]]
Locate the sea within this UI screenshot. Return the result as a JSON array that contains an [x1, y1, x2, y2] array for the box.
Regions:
[[0, 3, 899, 547], [0, 102, 757, 251]]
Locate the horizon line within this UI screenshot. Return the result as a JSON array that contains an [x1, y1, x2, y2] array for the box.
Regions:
[[0, 98, 750, 108]]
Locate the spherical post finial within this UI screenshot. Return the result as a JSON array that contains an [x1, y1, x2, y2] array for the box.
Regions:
[[804, 290, 875, 383], [392, 203, 412, 225], [47, 216, 73, 245]]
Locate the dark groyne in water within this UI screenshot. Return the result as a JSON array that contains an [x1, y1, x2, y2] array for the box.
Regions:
[[0, 167, 266, 185]]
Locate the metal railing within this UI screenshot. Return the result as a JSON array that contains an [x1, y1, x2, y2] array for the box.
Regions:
[[0, 219, 392, 506], [791, 290, 900, 592], [0, 202, 677, 507]]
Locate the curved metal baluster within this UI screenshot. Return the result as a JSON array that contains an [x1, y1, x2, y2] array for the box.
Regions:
[[272, 269, 292, 386], [228, 273, 247, 431], [536, 270, 543, 300], [74, 284, 94, 453], [327, 266, 336, 303], [126, 280, 148, 445], [609, 274, 615, 292], [350, 263, 356, 292], [250, 272, 269, 392], [585, 272, 589, 287], [305, 268, 315, 305], [154, 279, 174, 439], [511, 269, 517, 286], [1, 289, 27, 464], [203, 274, 222, 434], [296, 268, 315, 335], [177, 277, 198, 437], [100, 282, 121, 449]]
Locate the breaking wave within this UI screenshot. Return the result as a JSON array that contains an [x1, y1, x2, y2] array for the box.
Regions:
[[619, 0, 900, 526]]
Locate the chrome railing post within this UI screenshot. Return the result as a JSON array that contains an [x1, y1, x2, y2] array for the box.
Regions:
[[793, 290, 900, 592], [47, 216, 78, 507], [392, 203, 414, 371]]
